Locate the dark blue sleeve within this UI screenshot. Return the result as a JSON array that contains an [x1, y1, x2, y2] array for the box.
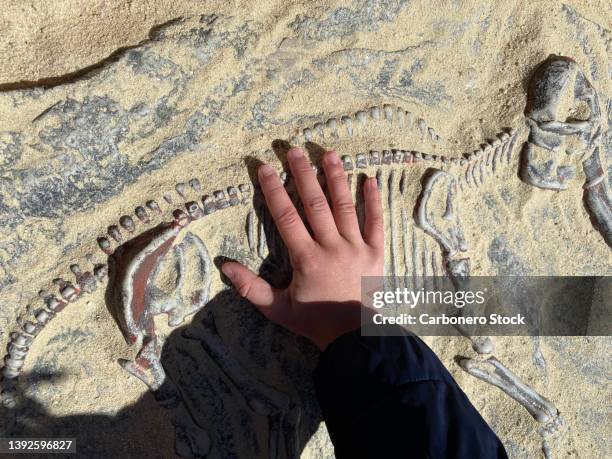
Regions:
[[314, 326, 508, 459]]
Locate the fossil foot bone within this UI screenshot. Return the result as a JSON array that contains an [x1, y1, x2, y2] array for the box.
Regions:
[[184, 314, 290, 416], [459, 357, 559, 424]]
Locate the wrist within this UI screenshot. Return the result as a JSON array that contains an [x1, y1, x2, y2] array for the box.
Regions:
[[310, 302, 374, 351]]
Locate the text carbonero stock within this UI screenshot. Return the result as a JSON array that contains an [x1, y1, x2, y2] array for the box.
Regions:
[[371, 314, 526, 326]]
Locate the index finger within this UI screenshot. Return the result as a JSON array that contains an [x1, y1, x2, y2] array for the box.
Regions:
[[258, 164, 313, 256]]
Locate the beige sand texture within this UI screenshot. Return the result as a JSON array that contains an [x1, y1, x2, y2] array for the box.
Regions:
[[0, 1, 611, 458]]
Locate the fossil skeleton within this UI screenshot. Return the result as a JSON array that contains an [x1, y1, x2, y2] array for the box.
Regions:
[[0, 55, 609, 457]]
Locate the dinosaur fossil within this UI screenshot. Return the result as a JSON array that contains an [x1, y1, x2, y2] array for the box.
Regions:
[[1, 55, 609, 458]]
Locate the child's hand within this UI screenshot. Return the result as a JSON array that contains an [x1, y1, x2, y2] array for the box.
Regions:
[[222, 147, 384, 350]]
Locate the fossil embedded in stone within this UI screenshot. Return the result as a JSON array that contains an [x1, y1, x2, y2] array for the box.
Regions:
[[417, 118, 427, 136], [202, 195, 216, 215], [396, 107, 405, 127], [8, 343, 28, 359], [189, 178, 201, 192], [175, 183, 187, 198], [108, 225, 123, 243], [1, 366, 20, 379], [383, 104, 393, 121], [46, 297, 67, 313], [341, 116, 353, 136], [173, 209, 191, 227], [227, 187, 240, 206], [313, 122, 324, 138], [341, 155, 354, 171], [94, 264, 108, 281], [302, 128, 312, 141], [146, 200, 162, 214], [135, 206, 149, 223], [428, 127, 437, 141], [60, 283, 80, 302], [97, 237, 113, 254], [238, 183, 251, 196], [9, 338, 28, 353], [11, 332, 32, 348], [21, 320, 39, 336], [405, 111, 414, 129], [326, 118, 338, 137], [213, 190, 230, 209], [238, 183, 252, 204], [70, 264, 97, 293], [247, 209, 256, 253], [355, 153, 367, 168], [459, 357, 559, 424], [120, 215, 136, 233], [34, 309, 52, 325], [185, 201, 204, 220], [185, 314, 290, 416], [1, 387, 17, 408], [4, 355, 25, 370], [355, 110, 367, 126]]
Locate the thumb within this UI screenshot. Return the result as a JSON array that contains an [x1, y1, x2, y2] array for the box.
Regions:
[[221, 261, 278, 317]]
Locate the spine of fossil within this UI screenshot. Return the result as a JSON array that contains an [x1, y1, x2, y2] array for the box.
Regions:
[[326, 118, 338, 137], [135, 206, 149, 223], [2, 175, 258, 408], [175, 182, 187, 198], [446, 127, 521, 190], [299, 104, 442, 145], [146, 199, 162, 214], [185, 201, 204, 220], [341, 115, 353, 137], [3, 119, 530, 416]]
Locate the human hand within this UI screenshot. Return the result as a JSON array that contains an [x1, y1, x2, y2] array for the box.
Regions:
[[221, 147, 384, 350]]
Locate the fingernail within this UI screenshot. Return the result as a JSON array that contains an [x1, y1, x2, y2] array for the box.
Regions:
[[259, 164, 275, 176], [367, 177, 377, 190], [326, 150, 340, 165], [221, 263, 234, 279], [288, 147, 303, 159]]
